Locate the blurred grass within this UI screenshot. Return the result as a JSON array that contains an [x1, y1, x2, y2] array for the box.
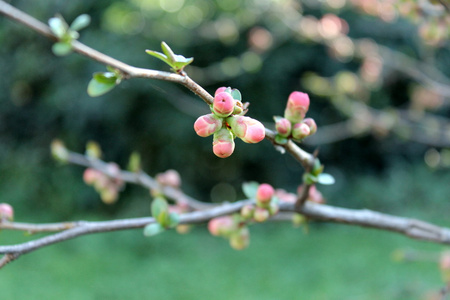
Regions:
[[0, 221, 447, 300]]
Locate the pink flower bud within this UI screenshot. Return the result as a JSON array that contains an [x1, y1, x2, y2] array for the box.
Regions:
[[240, 204, 255, 219], [297, 185, 325, 204], [0, 203, 14, 221], [440, 251, 450, 271], [253, 207, 270, 222], [229, 227, 250, 250], [194, 113, 222, 137], [275, 189, 297, 203], [226, 115, 265, 144], [274, 117, 292, 137], [213, 128, 235, 158], [214, 86, 228, 96], [303, 118, 317, 135], [284, 91, 310, 123], [256, 183, 274, 204], [208, 215, 235, 237], [213, 92, 235, 117], [156, 169, 181, 188], [292, 122, 310, 140], [106, 163, 124, 187], [83, 168, 100, 185]]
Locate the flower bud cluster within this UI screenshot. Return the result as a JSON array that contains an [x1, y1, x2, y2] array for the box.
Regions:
[[194, 87, 265, 158], [240, 183, 279, 223], [274, 91, 317, 142], [208, 215, 250, 250], [0, 203, 14, 222], [83, 163, 124, 204], [156, 169, 181, 188]]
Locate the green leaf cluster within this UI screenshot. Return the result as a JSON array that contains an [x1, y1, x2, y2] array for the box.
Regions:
[[87, 67, 123, 97], [144, 197, 180, 237], [48, 14, 91, 56], [146, 42, 193, 73]]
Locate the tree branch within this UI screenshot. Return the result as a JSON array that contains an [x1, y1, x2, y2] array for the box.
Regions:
[[1, 201, 450, 268]]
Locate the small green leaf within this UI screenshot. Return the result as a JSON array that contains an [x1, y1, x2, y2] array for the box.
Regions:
[[317, 173, 335, 185], [70, 14, 91, 31], [242, 181, 259, 199], [151, 197, 169, 224], [274, 134, 289, 145], [168, 213, 180, 228], [127, 152, 141, 172], [161, 41, 176, 63], [143, 223, 165, 237], [87, 78, 116, 97], [52, 42, 72, 56], [230, 89, 242, 101], [311, 159, 323, 176], [303, 173, 318, 185], [93, 72, 117, 84], [145, 50, 172, 66], [48, 16, 68, 38], [85, 141, 102, 159]]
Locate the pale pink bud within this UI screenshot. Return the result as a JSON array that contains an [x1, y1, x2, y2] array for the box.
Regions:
[[83, 168, 100, 185], [274, 117, 292, 137], [194, 113, 222, 137], [440, 251, 450, 271], [253, 207, 270, 222], [0, 203, 14, 221], [275, 189, 297, 203], [226, 115, 265, 144], [240, 204, 255, 219], [156, 169, 181, 188], [229, 227, 250, 250], [284, 91, 310, 123], [297, 185, 325, 204], [213, 128, 235, 158], [292, 122, 310, 140], [256, 183, 274, 204], [213, 92, 235, 117], [214, 86, 228, 96], [303, 118, 317, 135], [106, 163, 123, 187], [208, 215, 235, 237]]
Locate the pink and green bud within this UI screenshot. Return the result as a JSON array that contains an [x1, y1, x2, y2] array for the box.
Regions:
[[0, 203, 14, 221], [100, 186, 119, 204], [214, 86, 228, 96], [292, 122, 311, 140], [83, 168, 101, 185], [226, 115, 265, 144], [156, 169, 181, 188], [274, 117, 292, 137], [213, 92, 235, 118], [229, 227, 250, 250], [284, 91, 310, 123], [303, 118, 317, 135], [194, 113, 222, 137], [253, 207, 270, 222], [240, 204, 255, 219], [256, 183, 274, 204], [51, 139, 69, 162], [213, 128, 235, 158], [208, 215, 235, 237]]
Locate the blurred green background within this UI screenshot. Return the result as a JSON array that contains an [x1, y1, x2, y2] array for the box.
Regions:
[[1, 0, 450, 298]]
